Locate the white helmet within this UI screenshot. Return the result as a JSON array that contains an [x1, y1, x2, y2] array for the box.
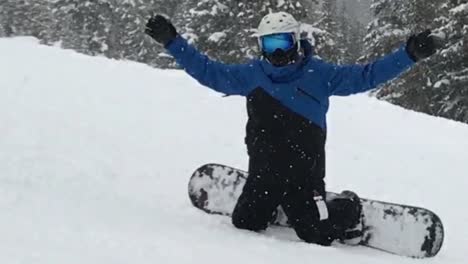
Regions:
[[256, 12, 301, 51]]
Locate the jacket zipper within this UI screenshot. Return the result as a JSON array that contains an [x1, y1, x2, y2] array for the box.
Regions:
[[296, 87, 321, 104]]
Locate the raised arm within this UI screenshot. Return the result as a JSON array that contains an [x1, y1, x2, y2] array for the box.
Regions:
[[326, 46, 414, 96], [145, 15, 254, 96], [165, 36, 254, 96], [326, 30, 443, 96]]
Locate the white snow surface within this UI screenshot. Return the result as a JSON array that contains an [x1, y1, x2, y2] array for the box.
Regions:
[[1, 37, 468, 264]]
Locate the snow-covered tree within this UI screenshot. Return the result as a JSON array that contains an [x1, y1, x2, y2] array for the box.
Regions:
[[376, 0, 440, 102], [0, 0, 347, 68], [0, 0, 54, 41], [298, 0, 362, 64], [314, 0, 342, 62], [110, 0, 175, 66], [0, 24, 5, 37], [410, 1, 467, 122], [363, 0, 410, 61], [369, 0, 468, 124], [335, 3, 365, 63], [51, 0, 115, 55]]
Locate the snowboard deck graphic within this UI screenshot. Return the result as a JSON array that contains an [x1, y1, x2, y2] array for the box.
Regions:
[[188, 163, 444, 258]]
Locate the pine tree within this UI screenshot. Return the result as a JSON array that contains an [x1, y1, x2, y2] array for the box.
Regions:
[[370, 0, 468, 124], [347, 20, 366, 62], [112, 0, 145, 60], [335, 3, 365, 63], [0, 2, 11, 37], [363, 0, 410, 61], [315, 0, 342, 62], [0, 0, 343, 69], [0, 0, 54, 41], [111, 0, 167, 65], [404, 0, 468, 122], [51, 0, 114, 56], [0, 1, 14, 37], [0, 24, 5, 37]]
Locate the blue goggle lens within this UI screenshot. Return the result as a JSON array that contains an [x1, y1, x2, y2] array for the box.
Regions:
[[261, 33, 295, 54]]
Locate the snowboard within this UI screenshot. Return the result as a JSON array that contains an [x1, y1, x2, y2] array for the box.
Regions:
[[188, 163, 444, 258]]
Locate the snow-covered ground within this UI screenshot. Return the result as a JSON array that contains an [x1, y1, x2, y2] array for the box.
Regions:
[[1, 37, 467, 264]]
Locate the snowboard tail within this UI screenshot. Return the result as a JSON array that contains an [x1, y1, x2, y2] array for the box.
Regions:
[[188, 163, 444, 258]]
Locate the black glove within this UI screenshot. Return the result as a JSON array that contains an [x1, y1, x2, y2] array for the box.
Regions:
[[406, 30, 444, 62], [145, 15, 177, 47]]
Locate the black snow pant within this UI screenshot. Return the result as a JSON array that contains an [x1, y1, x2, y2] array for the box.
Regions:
[[232, 133, 347, 246]]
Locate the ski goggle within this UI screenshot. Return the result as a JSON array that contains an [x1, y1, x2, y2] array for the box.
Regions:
[[260, 33, 296, 54]]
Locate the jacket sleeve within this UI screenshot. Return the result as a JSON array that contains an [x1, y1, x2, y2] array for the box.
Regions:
[[326, 46, 415, 96], [165, 35, 254, 96]]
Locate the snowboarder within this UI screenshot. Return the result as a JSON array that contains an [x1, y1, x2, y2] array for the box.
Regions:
[[145, 12, 442, 246]]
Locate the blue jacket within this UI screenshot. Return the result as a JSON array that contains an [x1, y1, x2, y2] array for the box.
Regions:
[[166, 35, 415, 129]]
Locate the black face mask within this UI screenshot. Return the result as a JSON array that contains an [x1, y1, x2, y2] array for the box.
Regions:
[[263, 43, 299, 67]]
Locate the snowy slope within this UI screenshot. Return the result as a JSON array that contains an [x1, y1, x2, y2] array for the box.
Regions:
[[0, 37, 467, 264]]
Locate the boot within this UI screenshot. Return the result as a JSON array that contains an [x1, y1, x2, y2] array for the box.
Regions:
[[338, 190, 363, 245], [327, 190, 363, 245]]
